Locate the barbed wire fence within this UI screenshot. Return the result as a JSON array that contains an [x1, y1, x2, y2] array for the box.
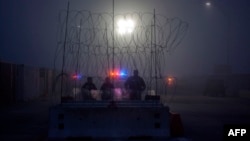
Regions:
[[53, 9, 189, 97]]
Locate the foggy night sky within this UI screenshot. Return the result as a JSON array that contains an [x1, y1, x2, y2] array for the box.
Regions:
[[0, 0, 250, 76]]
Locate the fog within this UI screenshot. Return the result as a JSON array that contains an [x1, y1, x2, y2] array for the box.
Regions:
[[1, 1, 250, 140], [1, 0, 250, 76]]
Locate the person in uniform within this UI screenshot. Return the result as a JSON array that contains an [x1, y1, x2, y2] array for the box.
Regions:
[[81, 77, 97, 100], [100, 77, 114, 100], [125, 70, 146, 100]]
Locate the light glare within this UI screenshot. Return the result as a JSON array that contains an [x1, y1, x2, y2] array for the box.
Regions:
[[206, 2, 211, 6], [117, 18, 135, 34]]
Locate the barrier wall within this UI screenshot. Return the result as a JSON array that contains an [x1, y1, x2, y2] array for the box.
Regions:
[[1, 61, 250, 105], [0, 61, 56, 105], [0, 62, 16, 105]]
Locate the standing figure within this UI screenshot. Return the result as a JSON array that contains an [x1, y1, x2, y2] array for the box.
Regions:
[[81, 77, 97, 100], [100, 77, 114, 100], [125, 70, 146, 100]]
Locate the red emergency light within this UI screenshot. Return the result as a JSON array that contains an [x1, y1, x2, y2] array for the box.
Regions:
[[109, 70, 127, 78], [72, 74, 82, 80]]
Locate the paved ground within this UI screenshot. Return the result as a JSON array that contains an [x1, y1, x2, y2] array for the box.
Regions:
[[0, 100, 51, 141], [0, 95, 250, 141], [163, 95, 250, 141]]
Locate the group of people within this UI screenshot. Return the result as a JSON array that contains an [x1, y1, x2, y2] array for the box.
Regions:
[[81, 69, 146, 100]]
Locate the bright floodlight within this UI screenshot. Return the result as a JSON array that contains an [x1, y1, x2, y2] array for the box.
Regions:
[[117, 18, 135, 34], [206, 1, 211, 7]]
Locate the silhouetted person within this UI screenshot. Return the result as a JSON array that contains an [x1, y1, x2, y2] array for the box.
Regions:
[[125, 69, 146, 100], [82, 77, 97, 100], [100, 77, 114, 100]]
